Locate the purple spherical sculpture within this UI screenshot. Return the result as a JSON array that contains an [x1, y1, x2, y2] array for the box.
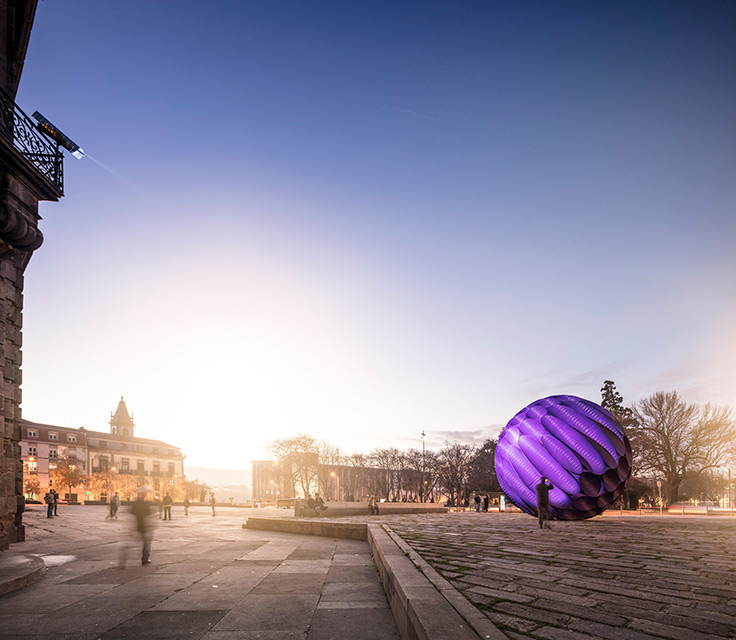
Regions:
[[495, 395, 632, 520]]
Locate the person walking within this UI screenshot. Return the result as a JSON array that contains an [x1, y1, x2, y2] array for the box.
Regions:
[[474, 494, 481, 512], [109, 491, 120, 519], [183, 498, 190, 516], [482, 494, 489, 512], [51, 489, 59, 516], [210, 493, 216, 517], [535, 476, 554, 529], [131, 493, 153, 565], [44, 490, 54, 518], [162, 493, 172, 520]]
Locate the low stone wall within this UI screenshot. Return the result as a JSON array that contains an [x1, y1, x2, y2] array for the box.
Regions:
[[293, 501, 447, 518], [244, 517, 367, 540]]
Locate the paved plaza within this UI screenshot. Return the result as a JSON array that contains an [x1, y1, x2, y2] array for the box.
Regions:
[[2, 507, 736, 640], [0, 505, 399, 639], [388, 512, 736, 640]]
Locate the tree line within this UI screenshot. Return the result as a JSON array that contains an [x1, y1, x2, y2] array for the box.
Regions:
[[268, 434, 501, 504], [269, 383, 736, 507]]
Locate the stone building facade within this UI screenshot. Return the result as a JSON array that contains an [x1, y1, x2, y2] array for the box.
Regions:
[[0, 0, 64, 550], [20, 398, 186, 502]]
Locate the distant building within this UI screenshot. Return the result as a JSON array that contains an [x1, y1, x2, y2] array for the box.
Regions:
[[21, 397, 185, 502]]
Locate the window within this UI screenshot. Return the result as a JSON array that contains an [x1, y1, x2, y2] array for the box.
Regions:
[[137, 460, 145, 474], [153, 462, 160, 475], [49, 448, 58, 458], [27, 429, 38, 438], [168, 463, 176, 477], [99, 457, 109, 471], [26, 459, 37, 473], [48, 432, 59, 441], [66, 434, 77, 443], [28, 446, 37, 457], [121, 459, 129, 472]]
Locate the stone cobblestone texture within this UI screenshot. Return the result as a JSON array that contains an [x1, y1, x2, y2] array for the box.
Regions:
[[386, 512, 736, 640]]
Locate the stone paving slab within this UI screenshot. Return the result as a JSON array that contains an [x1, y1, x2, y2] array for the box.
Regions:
[[385, 512, 736, 640], [0, 505, 400, 640]]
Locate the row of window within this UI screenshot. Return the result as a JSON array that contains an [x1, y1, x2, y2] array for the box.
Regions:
[[97, 457, 176, 475], [27, 446, 78, 458], [26, 428, 77, 443], [91, 440, 172, 456]]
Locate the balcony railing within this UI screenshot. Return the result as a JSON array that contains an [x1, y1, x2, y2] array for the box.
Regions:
[[0, 86, 63, 192]]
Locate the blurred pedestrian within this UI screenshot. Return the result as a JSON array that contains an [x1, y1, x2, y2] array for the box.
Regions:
[[183, 498, 190, 516], [51, 489, 59, 516], [210, 493, 216, 517], [108, 491, 120, 519], [474, 494, 481, 512], [131, 492, 153, 564]]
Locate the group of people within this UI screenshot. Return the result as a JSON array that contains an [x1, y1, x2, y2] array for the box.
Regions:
[[473, 493, 491, 512], [305, 493, 328, 515], [106, 493, 216, 521]]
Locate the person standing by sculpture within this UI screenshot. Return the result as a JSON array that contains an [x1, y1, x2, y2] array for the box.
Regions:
[[535, 476, 554, 529]]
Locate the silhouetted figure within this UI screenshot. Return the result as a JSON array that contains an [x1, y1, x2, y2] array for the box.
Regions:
[[314, 493, 328, 516], [368, 496, 380, 515], [131, 493, 153, 564], [210, 493, 216, 516], [51, 489, 60, 516], [482, 494, 489, 512], [535, 476, 554, 529], [44, 490, 54, 518], [183, 498, 190, 516], [162, 493, 172, 520], [474, 494, 481, 512], [109, 492, 120, 519]]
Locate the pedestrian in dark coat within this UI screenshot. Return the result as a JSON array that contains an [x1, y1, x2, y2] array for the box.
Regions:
[[44, 490, 54, 518], [162, 493, 172, 520], [131, 493, 153, 564], [535, 476, 554, 529]]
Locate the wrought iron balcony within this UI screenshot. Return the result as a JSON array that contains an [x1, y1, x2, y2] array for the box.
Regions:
[[0, 86, 63, 193]]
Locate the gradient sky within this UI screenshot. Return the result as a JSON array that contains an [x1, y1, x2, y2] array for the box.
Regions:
[[15, 1, 736, 470]]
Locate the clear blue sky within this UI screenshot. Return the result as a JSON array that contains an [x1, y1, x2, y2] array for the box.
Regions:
[[16, 1, 736, 468]]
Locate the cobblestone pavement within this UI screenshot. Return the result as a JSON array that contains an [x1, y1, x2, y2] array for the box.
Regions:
[[386, 512, 736, 640], [0, 505, 399, 640]]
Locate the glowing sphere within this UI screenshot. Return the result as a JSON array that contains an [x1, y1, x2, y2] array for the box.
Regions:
[[495, 395, 632, 520]]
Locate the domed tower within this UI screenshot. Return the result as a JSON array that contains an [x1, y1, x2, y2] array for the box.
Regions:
[[110, 396, 135, 438]]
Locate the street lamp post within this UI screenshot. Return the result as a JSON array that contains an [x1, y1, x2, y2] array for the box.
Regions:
[[421, 430, 426, 503]]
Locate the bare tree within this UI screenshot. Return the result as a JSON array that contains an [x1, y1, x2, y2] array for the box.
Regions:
[[370, 448, 403, 500], [631, 391, 736, 504], [316, 441, 342, 498], [269, 434, 320, 498], [436, 443, 477, 505]]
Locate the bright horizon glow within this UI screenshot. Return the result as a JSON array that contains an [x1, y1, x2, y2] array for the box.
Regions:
[[15, 2, 736, 470]]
